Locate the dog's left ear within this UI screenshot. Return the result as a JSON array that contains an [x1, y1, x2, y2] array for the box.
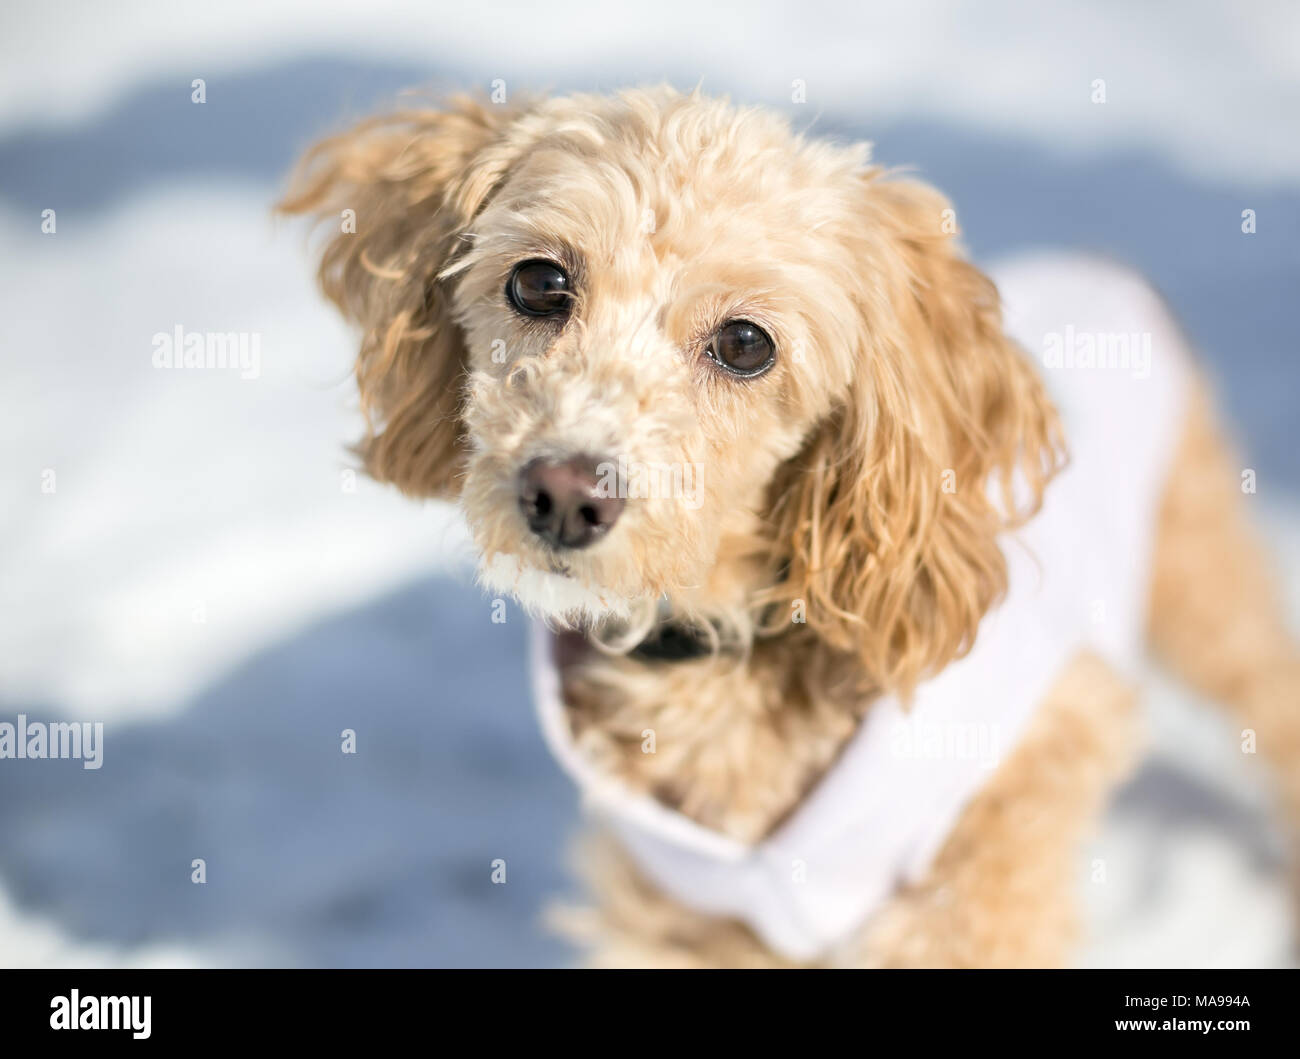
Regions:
[[762, 174, 1065, 697]]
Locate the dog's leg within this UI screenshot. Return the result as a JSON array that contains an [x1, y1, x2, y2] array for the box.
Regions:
[[854, 651, 1140, 967], [1148, 383, 1300, 856]]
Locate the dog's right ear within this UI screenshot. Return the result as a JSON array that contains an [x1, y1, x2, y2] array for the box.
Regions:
[[279, 97, 527, 497]]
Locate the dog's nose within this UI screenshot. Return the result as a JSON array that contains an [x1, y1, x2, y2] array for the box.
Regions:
[[518, 456, 624, 550]]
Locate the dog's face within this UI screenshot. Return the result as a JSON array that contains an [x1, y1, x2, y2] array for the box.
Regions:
[[448, 97, 874, 623], [283, 88, 1063, 692]]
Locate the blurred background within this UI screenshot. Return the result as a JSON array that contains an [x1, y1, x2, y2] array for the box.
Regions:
[[0, 1, 1297, 967]]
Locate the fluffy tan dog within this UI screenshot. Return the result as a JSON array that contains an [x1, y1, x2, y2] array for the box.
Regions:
[[282, 87, 1300, 967]]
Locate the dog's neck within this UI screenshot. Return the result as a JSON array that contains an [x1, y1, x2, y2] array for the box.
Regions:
[[627, 617, 717, 662], [552, 578, 876, 844], [579, 531, 797, 665], [550, 615, 720, 667]]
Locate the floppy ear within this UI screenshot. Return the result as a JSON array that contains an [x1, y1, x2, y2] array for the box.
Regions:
[[762, 174, 1065, 697], [278, 96, 527, 497]]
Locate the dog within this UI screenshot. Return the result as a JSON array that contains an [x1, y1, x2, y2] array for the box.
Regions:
[[281, 86, 1300, 967]]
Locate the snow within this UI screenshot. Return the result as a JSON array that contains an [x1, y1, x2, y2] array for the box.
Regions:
[[2, 2, 1299, 188], [0, 188, 472, 719]]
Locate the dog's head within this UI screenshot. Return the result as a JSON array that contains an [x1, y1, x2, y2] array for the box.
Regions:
[[282, 87, 1064, 694]]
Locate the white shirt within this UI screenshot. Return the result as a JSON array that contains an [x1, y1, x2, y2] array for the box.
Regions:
[[529, 253, 1191, 961]]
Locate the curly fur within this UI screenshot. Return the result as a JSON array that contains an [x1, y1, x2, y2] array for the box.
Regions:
[[281, 86, 1299, 966]]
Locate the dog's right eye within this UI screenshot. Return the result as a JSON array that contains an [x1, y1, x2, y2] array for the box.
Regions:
[[506, 260, 571, 317]]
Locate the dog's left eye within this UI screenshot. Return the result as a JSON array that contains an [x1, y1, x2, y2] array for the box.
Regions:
[[506, 260, 571, 317], [707, 320, 775, 377]]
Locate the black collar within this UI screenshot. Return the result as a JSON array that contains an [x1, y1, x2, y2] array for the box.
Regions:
[[627, 618, 716, 662]]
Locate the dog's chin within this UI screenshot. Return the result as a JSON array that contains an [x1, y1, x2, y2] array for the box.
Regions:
[[476, 552, 635, 626]]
